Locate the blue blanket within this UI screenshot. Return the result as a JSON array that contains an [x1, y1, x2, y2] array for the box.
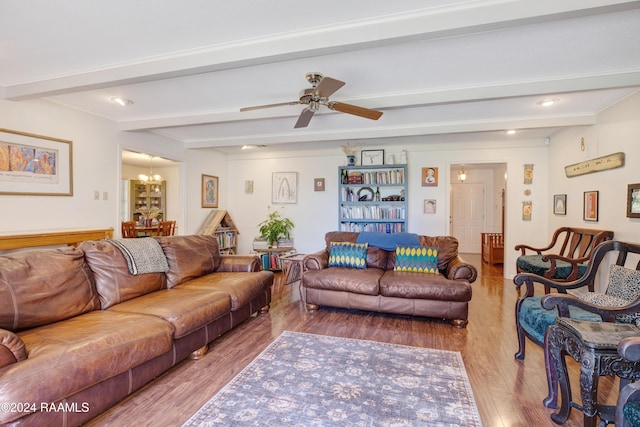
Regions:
[[356, 232, 420, 251]]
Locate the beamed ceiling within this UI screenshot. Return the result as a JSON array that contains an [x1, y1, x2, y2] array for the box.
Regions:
[[2, 1, 640, 154]]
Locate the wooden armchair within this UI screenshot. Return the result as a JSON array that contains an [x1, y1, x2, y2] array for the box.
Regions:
[[515, 227, 613, 284], [513, 240, 640, 361]]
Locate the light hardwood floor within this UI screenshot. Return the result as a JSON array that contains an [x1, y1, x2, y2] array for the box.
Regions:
[[85, 254, 619, 427]]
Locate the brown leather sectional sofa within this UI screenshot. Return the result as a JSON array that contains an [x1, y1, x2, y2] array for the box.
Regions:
[[302, 231, 477, 328], [0, 235, 273, 427]]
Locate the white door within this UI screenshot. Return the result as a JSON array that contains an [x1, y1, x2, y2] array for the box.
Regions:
[[451, 183, 485, 253]]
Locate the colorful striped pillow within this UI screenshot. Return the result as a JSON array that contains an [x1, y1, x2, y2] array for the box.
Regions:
[[394, 245, 438, 274], [328, 242, 368, 269]]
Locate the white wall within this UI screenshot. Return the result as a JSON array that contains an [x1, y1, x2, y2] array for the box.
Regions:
[[548, 91, 640, 243], [226, 139, 549, 279], [0, 98, 227, 238]]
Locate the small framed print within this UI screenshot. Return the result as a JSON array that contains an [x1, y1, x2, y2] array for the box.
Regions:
[[627, 184, 640, 218], [583, 191, 599, 221], [422, 167, 438, 187], [201, 174, 218, 208], [245, 180, 254, 193], [314, 178, 325, 192], [424, 199, 436, 214], [361, 149, 385, 166], [553, 194, 567, 215]]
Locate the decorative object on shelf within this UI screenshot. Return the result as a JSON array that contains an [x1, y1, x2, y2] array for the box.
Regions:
[[424, 199, 436, 214], [272, 172, 297, 204], [341, 143, 360, 166], [257, 207, 294, 247], [457, 167, 467, 183], [0, 128, 73, 196], [399, 149, 408, 164], [138, 155, 162, 184], [201, 174, 219, 208], [357, 187, 374, 201], [245, 180, 253, 193], [361, 149, 385, 166], [583, 190, 599, 221], [627, 184, 640, 218], [314, 178, 325, 192], [553, 194, 567, 215], [523, 164, 533, 184], [422, 167, 438, 186], [522, 201, 532, 221], [565, 152, 625, 178]]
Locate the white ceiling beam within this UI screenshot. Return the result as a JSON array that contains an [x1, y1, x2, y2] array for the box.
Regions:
[[179, 114, 596, 148], [116, 70, 640, 131], [4, 0, 638, 100]]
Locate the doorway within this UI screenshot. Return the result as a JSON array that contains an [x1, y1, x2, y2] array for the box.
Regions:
[[449, 163, 506, 254]]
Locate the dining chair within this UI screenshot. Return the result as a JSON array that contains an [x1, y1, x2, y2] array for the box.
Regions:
[[121, 221, 138, 238], [158, 220, 176, 236]]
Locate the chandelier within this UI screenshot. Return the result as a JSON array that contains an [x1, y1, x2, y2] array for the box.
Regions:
[[138, 156, 162, 184]]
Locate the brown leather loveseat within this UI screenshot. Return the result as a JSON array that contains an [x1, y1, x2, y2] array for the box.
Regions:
[[0, 235, 273, 427], [302, 231, 477, 328]]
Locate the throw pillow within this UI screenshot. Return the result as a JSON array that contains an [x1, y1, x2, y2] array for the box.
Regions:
[[606, 264, 640, 301], [328, 242, 368, 269], [394, 245, 438, 273]]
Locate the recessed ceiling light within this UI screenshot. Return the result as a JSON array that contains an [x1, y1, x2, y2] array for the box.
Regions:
[[110, 97, 133, 106], [537, 98, 559, 107], [506, 130, 516, 135]]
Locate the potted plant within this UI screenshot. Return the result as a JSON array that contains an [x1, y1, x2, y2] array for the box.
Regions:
[[257, 207, 294, 247]]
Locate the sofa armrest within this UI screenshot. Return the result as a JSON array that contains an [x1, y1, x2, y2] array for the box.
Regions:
[[1, 329, 27, 368], [444, 256, 478, 283], [303, 250, 328, 271], [217, 255, 261, 272]]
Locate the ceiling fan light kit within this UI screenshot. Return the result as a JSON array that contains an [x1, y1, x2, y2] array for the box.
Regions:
[[241, 72, 383, 128]]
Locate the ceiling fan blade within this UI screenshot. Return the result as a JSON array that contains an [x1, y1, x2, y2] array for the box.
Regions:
[[294, 108, 315, 128], [240, 101, 300, 112], [315, 77, 345, 98], [329, 102, 383, 120]]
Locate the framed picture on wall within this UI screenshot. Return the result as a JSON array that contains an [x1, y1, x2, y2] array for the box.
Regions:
[[422, 167, 438, 187], [553, 194, 567, 215], [201, 174, 219, 208], [627, 184, 640, 218], [272, 172, 297, 203], [0, 128, 73, 196], [583, 190, 599, 221]]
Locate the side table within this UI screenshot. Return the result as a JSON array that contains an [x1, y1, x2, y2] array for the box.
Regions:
[[544, 318, 640, 426], [279, 253, 306, 301]]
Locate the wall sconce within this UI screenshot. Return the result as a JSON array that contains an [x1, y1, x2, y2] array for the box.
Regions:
[[458, 168, 467, 183]]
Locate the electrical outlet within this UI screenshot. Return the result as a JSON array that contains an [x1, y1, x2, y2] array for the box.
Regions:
[[102, 191, 108, 200], [93, 191, 100, 200]]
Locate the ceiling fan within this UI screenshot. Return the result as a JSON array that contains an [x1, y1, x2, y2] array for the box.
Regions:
[[240, 72, 383, 128]]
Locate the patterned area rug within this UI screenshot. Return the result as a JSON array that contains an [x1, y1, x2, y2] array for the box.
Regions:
[[183, 331, 482, 426]]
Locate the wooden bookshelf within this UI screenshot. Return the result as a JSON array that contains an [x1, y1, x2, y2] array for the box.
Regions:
[[197, 210, 239, 254]]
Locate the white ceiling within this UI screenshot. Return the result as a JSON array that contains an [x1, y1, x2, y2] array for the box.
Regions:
[[2, 0, 640, 155]]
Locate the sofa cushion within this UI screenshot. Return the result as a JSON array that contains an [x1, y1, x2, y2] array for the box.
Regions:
[[157, 235, 222, 288], [394, 246, 438, 273], [328, 242, 368, 269], [324, 231, 388, 269], [80, 240, 167, 309], [0, 310, 173, 424], [0, 247, 101, 331], [177, 271, 273, 310], [303, 267, 384, 295], [606, 264, 640, 301], [380, 271, 471, 301], [108, 288, 231, 338]]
